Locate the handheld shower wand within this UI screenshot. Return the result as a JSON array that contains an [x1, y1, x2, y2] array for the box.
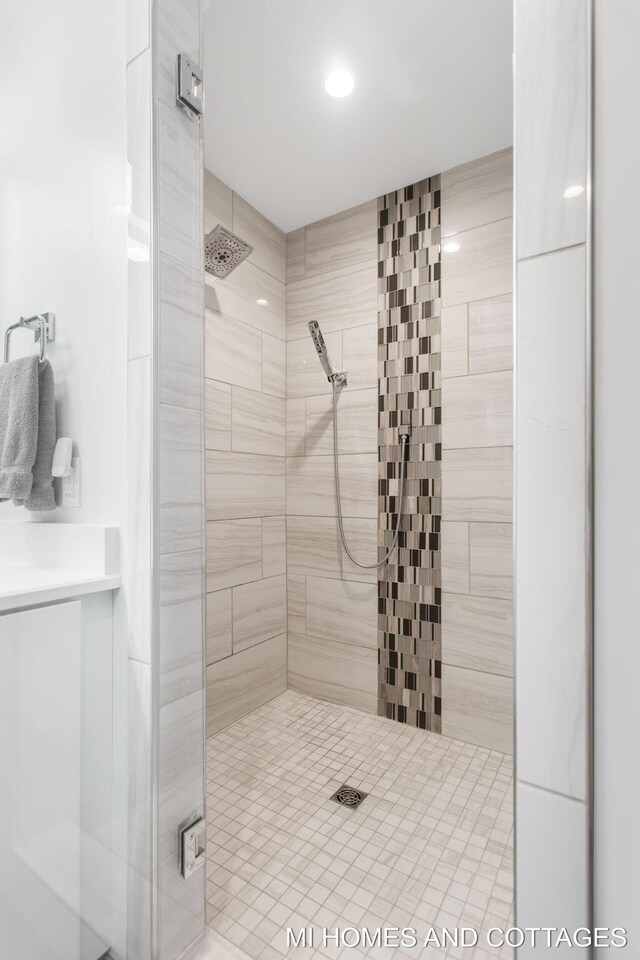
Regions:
[[307, 320, 409, 568], [308, 321, 347, 386]]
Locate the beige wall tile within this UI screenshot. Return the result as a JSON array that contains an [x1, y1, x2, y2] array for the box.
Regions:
[[287, 575, 306, 634], [159, 400, 202, 555], [286, 454, 334, 517], [340, 517, 378, 584], [262, 516, 286, 578], [159, 256, 202, 409], [470, 522, 513, 600], [331, 452, 378, 520], [232, 574, 286, 652], [306, 387, 377, 456], [469, 294, 513, 374], [442, 370, 513, 449], [206, 634, 286, 737], [286, 515, 341, 579], [442, 664, 514, 753], [233, 192, 286, 283], [442, 593, 513, 677], [286, 399, 306, 457], [286, 227, 305, 282], [206, 451, 285, 520], [205, 311, 262, 390], [205, 379, 231, 451], [306, 576, 377, 648], [288, 632, 377, 714], [304, 392, 333, 455], [206, 589, 232, 664], [442, 447, 513, 522], [262, 333, 285, 398], [286, 331, 342, 399], [441, 521, 469, 594], [206, 518, 262, 591], [204, 168, 232, 232], [287, 260, 377, 340], [342, 323, 378, 390], [231, 386, 285, 457], [159, 549, 202, 606], [206, 260, 285, 339], [286, 454, 376, 518], [441, 148, 513, 236], [441, 304, 468, 379], [159, 598, 203, 707], [305, 200, 377, 278], [442, 218, 512, 308]]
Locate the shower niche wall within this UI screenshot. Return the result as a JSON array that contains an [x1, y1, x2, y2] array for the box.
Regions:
[[204, 147, 513, 755]]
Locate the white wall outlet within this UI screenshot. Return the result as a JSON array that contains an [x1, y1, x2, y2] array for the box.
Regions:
[[61, 458, 81, 507]]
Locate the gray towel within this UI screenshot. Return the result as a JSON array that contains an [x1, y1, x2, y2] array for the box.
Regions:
[[0, 355, 56, 511]]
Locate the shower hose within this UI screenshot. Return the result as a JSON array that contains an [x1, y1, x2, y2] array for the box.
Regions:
[[331, 378, 408, 569]]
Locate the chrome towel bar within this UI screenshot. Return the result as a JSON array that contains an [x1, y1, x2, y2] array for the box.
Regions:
[[3, 313, 55, 364]]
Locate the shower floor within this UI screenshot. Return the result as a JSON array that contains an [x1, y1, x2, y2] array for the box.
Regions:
[[205, 691, 514, 960]]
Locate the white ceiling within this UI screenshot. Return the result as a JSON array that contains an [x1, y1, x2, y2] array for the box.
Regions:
[[203, 0, 513, 233]]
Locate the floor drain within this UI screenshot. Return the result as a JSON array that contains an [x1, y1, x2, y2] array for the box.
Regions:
[[330, 784, 367, 809]]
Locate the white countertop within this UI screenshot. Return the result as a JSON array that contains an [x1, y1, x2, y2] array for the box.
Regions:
[[0, 523, 120, 612]]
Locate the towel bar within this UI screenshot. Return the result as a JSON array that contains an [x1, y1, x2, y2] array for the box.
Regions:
[[3, 313, 55, 364]]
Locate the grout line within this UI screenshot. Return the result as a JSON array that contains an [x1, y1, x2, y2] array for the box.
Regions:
[[517, 240, 586, 265], [517, 779, 588, 807], [441, 659, 513, 681], [443, 366, 514, 382]]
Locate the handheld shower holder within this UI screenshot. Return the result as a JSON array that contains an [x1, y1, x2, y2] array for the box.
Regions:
[[330, 371, 348, 386], [399, 418, 412, 440]]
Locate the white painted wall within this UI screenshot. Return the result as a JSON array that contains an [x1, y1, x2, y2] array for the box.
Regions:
[[594, 0, 640, 946], [0, 0, 128, 525], [0, 4, 130, 959]]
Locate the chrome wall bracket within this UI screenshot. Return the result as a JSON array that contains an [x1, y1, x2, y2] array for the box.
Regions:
[[4, 312, 55, 364], [176, 54, 203, 120], [179, 815, 205, 879]]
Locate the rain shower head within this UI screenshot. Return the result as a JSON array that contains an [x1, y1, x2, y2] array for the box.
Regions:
[[204, 224, 253, 278]]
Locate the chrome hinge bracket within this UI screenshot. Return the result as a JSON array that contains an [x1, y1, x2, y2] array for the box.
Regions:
[[176, 54, 203, 120], [179, 815, 206, 879]]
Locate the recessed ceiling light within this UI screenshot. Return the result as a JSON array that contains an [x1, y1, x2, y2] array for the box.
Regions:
[[256, 298, 269, 306], [443, 241, 461, 253], [563, 184, 584, 199], [324, 69, 355, 98]]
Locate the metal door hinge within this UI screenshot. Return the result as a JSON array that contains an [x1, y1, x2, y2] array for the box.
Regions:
[[179, 816, 205, 879], [176, 54, 203, 120]]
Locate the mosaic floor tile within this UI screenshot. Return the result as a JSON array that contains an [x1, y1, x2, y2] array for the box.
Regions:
[[206, 692, 513, 959]]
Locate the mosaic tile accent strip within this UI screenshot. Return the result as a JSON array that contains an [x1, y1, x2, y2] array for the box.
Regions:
[[377, 177, 442, 731]]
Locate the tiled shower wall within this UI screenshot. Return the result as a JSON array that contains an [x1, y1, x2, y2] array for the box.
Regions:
[[281, 150, 513, 754], [440, 148, 514, 754], [203, 149, 513, 754], [204, 170, 287, 737], [285, 201, 380, 712], [127, 0, 208, 954]]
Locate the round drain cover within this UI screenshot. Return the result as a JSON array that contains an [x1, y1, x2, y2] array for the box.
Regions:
[[332, 785, 366, 808]]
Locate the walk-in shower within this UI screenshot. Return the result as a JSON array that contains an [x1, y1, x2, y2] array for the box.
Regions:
[[308, 319, 409, 569]]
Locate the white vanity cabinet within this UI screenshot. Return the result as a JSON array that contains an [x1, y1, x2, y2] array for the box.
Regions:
[[0, 524, 124, 960]]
